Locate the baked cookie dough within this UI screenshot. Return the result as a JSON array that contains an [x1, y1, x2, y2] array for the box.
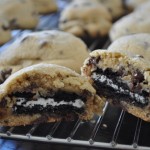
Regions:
[[108, 33, 150, 61], [82, 50, 150, 122], [0, 30, 89, 82], [124, 0, 149, 10], [98, 0, 125, 19], [109, 10, 150, 41], [0, 0, 39, 29], [0, 64, 104, 126], [31, 0, 57, 14], [59, 0, 112, 38]]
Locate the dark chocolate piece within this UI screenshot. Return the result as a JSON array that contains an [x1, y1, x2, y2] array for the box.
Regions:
[[0, 68, 12, 84]]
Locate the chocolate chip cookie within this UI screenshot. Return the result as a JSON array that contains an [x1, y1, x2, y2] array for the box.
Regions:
[[0, 30, 89, 83], [59, 0, 112, 42], [108, 33, 150, 61], [82, 50, 150, 122], [0, 64, 104, 126]]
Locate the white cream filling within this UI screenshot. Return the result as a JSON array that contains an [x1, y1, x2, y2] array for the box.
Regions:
[[16, 98, 85, 108], [92, 73, 146, 104]]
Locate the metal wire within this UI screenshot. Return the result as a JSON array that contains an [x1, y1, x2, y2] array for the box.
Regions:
[[0, 2, 149, 149]]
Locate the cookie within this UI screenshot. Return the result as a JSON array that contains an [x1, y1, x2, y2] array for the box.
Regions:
[[124, 0, 149, 10], [31, 0, 57, 14], [109, 10, 150, 41], [82, 50, 150, 122], [59, 0, 112, 39], [98, 0, 125, 19], [0, 64, 104, 126], [0, 30, 89, 82], [0, 0, 39, 29], [108, 33, 150, 61], [0, 19, 11, 45]]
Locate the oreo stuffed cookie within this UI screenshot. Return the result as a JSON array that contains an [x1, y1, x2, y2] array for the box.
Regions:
[[82, 50, 150, 122], [0, 64, 104, 126]]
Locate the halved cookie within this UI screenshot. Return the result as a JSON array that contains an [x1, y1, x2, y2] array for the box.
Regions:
[[82, 50, 150, 122], [0, 64, 104, 126]]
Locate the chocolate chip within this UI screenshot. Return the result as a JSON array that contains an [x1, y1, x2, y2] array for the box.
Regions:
[[87, 56, 101, 66], [0, 99, 7, 107], [135, 55, 144, 58], [4, 120, 9, 124], [82, 90, 92, 98], [61, 19, 68, 24], [9, 18, 18, 29], [108, 8, 113, 13], [132, 70, 144, 84], [21, 36, 29, 43], [32, 11, 37, 16], [1, 25, 9, 30], [39, 41, 49, 49], [59, 50, 63, 55], [0, 68, 12, 84]]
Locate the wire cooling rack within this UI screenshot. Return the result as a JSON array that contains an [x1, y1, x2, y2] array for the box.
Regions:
[[0, 1, 150, 150]]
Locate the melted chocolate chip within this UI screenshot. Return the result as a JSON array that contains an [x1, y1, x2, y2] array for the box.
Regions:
[[87, 56, 101, 66], [0, 99, 7, 107], [132, 70, 144, 85]]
